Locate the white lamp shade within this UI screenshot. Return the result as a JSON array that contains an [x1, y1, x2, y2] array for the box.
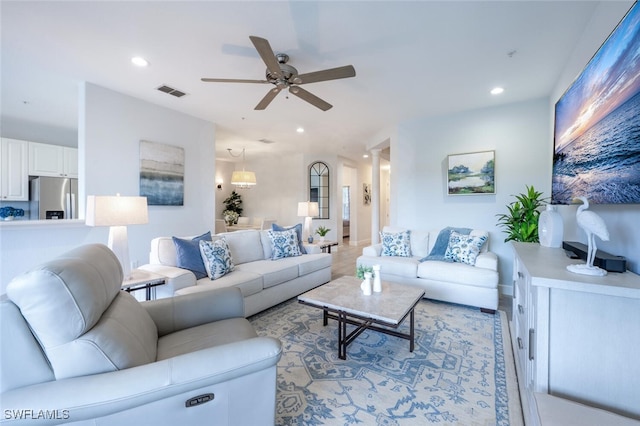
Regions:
[[86, 195, 148, 226], [297, 201, 319, 217], [231, 170, 257, 186]]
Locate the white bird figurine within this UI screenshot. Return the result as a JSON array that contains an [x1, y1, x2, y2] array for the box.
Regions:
[[567, 196, 610, 276]]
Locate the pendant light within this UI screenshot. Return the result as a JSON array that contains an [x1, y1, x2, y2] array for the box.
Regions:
[[228, 148, 256, 189]]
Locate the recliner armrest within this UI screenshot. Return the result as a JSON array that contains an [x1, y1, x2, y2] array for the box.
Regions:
[[142, 287, 245, 336], [475, 251, 498, 271], [362, 243, 383, 257]]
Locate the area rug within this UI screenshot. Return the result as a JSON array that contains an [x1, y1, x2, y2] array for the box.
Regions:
[[250, 297, 523, 426]]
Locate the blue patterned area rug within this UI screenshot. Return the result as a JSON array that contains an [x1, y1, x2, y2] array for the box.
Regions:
[[250, 297, 523, 426]]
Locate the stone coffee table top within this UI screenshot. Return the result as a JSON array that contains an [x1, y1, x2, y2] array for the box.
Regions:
[[298, 275, 425, 325]]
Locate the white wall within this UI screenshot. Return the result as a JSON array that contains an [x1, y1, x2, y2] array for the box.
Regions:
[[0, 83, 216, 293], [393, 98, 551, 291]]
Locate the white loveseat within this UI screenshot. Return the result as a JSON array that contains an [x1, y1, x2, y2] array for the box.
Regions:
[[356, 226, 499, 312], [140, 229, 332, 317]]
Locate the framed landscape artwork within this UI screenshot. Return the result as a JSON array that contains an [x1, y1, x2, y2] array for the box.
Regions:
[[139, 140, 185, 206], [447, 150, 495, 195]]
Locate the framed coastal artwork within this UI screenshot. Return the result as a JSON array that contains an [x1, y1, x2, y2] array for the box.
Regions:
[[363, 183, 371, 205], [447, 150, 495, 195], [139, 140, 185, 205]]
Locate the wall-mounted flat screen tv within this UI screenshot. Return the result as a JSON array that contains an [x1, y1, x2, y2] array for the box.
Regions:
[[552, 1, 640, 204]]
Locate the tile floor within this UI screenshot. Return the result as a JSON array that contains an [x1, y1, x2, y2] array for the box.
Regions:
[[330, 238, 513, 317]]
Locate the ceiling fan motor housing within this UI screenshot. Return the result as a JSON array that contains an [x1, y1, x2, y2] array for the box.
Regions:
[[266, 62, 298, 85]]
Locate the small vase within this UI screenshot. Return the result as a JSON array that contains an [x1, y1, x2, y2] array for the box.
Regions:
[[360, 272, 372, 295], [319, 236, 325, 243], [372, 265, 382, 292], [538, 204, 563, 248], [308, 236, 314, 243]]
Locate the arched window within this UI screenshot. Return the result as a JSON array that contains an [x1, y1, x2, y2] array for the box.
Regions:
[[309, 161, 329, 219]]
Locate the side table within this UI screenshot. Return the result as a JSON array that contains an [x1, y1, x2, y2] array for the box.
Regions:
[[122, 269, 166, 301], [308, 240, 339, 253]]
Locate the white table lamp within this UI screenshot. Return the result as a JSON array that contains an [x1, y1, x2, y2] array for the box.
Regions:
[[86, 195, 148, 279], [297, 201, 319, 240]]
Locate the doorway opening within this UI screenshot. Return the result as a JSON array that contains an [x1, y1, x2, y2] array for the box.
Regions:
[[342, 186, 350, 243]]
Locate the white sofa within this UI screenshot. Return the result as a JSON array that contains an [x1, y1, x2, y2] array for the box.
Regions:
[[140, 229, 332, 317], [356, 226, 499, 312]]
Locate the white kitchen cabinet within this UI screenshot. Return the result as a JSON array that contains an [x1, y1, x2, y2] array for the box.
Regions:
[[29, 142, 78, 178], [511, 242, 640, 425], [0, 138, 29, 201]]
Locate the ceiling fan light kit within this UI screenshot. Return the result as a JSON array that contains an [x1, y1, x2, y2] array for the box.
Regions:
[[202, 36, 356, 111]]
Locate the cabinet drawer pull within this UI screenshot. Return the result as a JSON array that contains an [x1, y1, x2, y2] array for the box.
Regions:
[[518, 304, 524, 315], [528, 328, 535, 360], [518, 271, 524, 279], [517, 337, 523, 350]]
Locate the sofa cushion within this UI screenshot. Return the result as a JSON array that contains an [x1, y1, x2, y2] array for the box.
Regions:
[[444, 231, 488, 265], [173, 231, 212, 279], [417, 260, 498, 289], [358, 255, 419, 278], [236, 259, 300, 289], [296, 253, 333, 276], [222, 230, 266, 264], [272, 223, 307, 254], [267, 229, 302, 260], [199, 238, 235, 280], [381, 230, 412, 257], [177, 270, 264, 298], [381, 226, 430, 258]]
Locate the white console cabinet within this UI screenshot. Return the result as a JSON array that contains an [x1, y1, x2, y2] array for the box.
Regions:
[[511, 242, 640, 425], [28, 142, 78, 178], [0, 138, 29, 201]]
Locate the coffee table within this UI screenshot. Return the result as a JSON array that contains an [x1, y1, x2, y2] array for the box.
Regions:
[[298, 275, 425, 360]]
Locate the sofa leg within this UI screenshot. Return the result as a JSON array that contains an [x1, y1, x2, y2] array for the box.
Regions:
[[480, 308, 496, 315]]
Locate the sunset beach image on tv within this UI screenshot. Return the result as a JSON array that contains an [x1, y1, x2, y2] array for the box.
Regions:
[[552, 2, 640, 205]]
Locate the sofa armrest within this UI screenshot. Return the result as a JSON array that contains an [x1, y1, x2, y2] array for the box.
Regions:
[[0, 336, 282, 425], [138, 264, 196, 295], [475, 251, 498, 271], [362, 243, 382, 257], [142, 287, 245, 336]]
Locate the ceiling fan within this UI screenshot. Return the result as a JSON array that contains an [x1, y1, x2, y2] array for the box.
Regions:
[[201, 36, 356, 111]]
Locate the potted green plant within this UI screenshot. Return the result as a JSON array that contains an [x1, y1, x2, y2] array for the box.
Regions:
[[496, 185, 546, 243], [356, 265, 373, 280], [222, 190, 243, 224], [315, 226, 331, 242]]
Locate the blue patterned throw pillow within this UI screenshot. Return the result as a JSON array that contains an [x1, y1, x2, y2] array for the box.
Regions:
[[444, 231, 487, 265], [380, 230, 412, 257], [267, 229, 302, 260], [199, 238, 235, 280]]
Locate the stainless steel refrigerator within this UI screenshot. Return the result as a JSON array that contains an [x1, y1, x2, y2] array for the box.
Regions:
[[30, 177, 79, 220]]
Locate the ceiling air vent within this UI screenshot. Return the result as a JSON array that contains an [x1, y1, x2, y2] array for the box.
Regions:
[[258, 138, 275, 144], [156, 85, 188, 98]]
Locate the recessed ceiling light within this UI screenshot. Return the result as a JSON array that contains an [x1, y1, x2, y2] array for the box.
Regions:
[[296, 127, 304, 133], [131, 56, 149, 67], [490, 87, 504, 95], [363, 154, 369, 158]]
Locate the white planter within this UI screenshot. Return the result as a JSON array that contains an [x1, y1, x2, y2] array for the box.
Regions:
[[538, 204, 564, 248]]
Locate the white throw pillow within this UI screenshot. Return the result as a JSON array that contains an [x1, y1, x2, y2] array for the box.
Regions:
[[267, 229, 302, 260], [199, 238, 235, 280], [444, 231, 487, 265], [380, 230, 412, 257]]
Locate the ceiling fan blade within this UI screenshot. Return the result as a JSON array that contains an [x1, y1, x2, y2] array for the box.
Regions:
[[294, 65, 356, 85], [249, 36, 282, 79], [201, 78, 269, 84], [255, 87, 282, 110], [289, 86, 332, 111]]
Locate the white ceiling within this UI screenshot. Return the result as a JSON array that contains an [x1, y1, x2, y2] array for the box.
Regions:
[[0, 1, 626, 162]]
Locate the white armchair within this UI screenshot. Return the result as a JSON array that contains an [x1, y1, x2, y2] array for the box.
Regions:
[[2, 244, 282, 425]]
